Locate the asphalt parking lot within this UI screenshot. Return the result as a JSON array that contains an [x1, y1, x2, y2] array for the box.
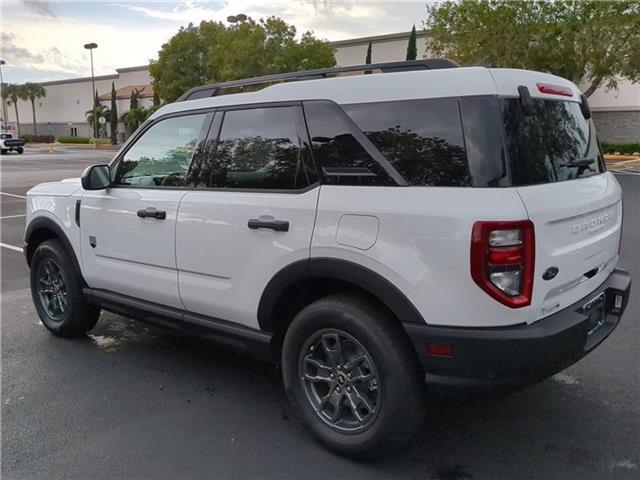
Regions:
[[1, 149, 639, 479]]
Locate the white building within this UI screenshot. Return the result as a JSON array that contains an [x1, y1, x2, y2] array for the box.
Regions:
[[2, 65, 153, 140], [2, 31, 638, 143]]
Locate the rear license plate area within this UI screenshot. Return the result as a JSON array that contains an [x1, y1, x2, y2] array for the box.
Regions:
[[581, 292, 615, 351]]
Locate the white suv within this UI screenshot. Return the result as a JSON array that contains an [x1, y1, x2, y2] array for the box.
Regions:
[[24, 60, 631, 457]]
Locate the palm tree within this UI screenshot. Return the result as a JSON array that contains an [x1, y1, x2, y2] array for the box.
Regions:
[[123, 106, 151, 136], [24, 83, 46, 135], [85, 105, 111, 138], [3, 84, 27, 135]]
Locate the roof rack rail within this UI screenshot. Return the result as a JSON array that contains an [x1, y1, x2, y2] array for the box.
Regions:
[[177, 59, 460, 102]]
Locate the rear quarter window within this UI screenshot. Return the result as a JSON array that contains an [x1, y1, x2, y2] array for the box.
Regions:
[[343, 98, 471, 187]]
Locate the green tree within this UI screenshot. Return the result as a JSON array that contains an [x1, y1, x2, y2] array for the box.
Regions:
[[86, 105, 110, 138], [23, 83, 46, 135], [149, 16, 336, 102], [123, 106, 152, 135], [129, 88, 141, 110], [424, 0, 640, 96], [406, 25, 417, 61], [365, 41, 372, 64], [110, 82, 118, 144], [3, 84, 28, 135]]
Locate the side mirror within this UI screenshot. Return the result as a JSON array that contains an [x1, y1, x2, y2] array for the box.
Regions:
[[81, 164, 112, 190]]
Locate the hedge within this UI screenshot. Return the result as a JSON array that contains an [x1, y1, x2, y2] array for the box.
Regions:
[[58, 136, 92, 144], [600, 142, 640, 155], [58, 136, 111, 145], [22, 134, 55, 143]]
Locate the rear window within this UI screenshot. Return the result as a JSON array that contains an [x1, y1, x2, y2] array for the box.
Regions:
[[500, 98, 604, 186]]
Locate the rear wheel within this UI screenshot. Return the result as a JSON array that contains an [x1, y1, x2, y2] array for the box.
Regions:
[[17, 147, 24, 154], [0, 149, 6, 155], [30, 239, 100, 337], [282, 294, 426, 458]]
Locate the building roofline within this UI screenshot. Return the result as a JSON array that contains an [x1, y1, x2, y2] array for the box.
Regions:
[[38, 73, 118, 87], [328, 30, 426, 47], [116, 65, 150, 73]]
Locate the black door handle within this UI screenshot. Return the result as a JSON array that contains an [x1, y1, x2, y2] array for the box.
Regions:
[[247, 219, 289, 232], [137, 208, 166, 220]]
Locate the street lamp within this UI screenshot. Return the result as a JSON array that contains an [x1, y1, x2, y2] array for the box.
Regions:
[[83, 42, 98, 138], [0, 59, 7, 131]]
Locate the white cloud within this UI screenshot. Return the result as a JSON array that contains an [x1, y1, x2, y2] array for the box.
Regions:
[[2, 0, 428, 83], [19, 0, 57, 18]]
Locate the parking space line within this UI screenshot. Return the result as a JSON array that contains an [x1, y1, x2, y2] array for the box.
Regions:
[[0, 242, 23, 253], [0, 214, 26, 219], [0, 192, 27, 199]]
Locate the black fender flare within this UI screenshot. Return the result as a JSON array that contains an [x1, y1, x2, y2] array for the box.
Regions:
[[24, 217, 85, 285], [257, 257, 426, 332]]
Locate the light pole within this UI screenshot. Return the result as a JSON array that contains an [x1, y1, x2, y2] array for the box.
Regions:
[[0, 59, 7, 131], [83, 42, 98, 138]]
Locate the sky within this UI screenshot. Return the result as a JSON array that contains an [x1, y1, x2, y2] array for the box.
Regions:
[[1, 0, 429, 84]]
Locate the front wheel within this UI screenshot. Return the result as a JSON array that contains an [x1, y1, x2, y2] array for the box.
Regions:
[[282, 294, 426, 458], [17, 147, 24, 154], [30, 239, 100, 337]]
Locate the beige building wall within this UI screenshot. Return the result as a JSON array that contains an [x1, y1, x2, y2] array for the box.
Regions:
[[4, 65, 151, 138], [333, 33, 429, 66]]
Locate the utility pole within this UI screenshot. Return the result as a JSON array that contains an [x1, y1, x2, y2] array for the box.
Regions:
[[0, 60, 8, 131], [83, 43, 98, 138]]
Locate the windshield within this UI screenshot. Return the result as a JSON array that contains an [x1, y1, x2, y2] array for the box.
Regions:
[[500, 98, 603, 186]]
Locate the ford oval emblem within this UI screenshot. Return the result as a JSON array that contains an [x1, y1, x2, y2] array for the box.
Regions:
[[542, 266, 559, 281]]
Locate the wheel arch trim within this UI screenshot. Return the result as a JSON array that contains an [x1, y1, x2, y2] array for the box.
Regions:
[[24, 217, 86, 285], [257, 257, 426, 332]]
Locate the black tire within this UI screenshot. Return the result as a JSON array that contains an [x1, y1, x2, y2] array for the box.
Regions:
[[30, 239, 100, 337], [0, 149, 6, 155], [17, 147, 24, 154], [282, 294, 426, 458]]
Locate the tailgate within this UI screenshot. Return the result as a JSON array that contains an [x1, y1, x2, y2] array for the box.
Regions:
[[517, 173, 622, 322]]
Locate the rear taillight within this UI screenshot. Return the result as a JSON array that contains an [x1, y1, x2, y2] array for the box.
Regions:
[[470, 220, 535, 308]]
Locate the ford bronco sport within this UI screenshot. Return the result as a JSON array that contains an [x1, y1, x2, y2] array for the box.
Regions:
[[24, 60, 631, 457]]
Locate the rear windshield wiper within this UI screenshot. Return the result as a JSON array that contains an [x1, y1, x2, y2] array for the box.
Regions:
[[563, 158, 595, 168]]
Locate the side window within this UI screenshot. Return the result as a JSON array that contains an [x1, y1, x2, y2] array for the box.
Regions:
[[459, 96, 507, 187], [209, 106, 311, 190], [304, 101, 395, 186], [115, 113, 207, 187], [343, 98, 471, 187]]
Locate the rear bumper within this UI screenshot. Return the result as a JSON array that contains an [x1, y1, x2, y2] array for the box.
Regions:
[[2, 141, 24, 148], [403, 268, 631, 387]]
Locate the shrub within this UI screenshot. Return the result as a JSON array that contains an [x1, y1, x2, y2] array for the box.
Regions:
[[21, 134, 54, 143], [600, 142, 640, 155], [58, 136, 92, 144], [58, 136, 112, 145], [89, 138, 112, 146]]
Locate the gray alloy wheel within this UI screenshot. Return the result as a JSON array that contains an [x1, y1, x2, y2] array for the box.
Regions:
[[36, 258, 68, 321], [298, 328, 382, 434]]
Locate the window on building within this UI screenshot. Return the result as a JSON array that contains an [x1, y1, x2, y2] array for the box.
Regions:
[[207, 106, 311, 190], [114, 113, 207, 187]]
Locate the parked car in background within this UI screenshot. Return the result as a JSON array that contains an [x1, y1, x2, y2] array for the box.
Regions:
[[23, 60, 631, 458], [0, 132, 25, 154]]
